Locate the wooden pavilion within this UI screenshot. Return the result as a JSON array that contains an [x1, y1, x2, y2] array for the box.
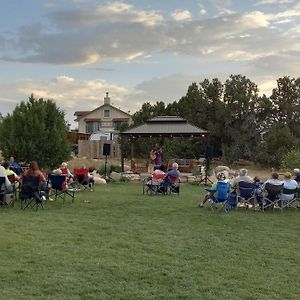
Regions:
[[120, 116, 208, 172]]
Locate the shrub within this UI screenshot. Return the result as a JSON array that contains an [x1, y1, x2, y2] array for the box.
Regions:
[[110, 164, 122, 173], [281, 149, 300, 170], [120, 176, 130, 182]]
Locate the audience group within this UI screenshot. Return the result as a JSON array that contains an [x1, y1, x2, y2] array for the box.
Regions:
[[0, 158, 95, 204], [146, 162, 181, 188], [1, 155, 299, 210], [199, 167, 300, 210]]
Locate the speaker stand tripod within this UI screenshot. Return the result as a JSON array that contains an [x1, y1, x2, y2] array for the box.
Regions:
[[198, 158, 213, 186], [102, 154, 111, 181]]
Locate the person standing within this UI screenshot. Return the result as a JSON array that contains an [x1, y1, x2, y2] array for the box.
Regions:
[[151, 143, 162, 167]]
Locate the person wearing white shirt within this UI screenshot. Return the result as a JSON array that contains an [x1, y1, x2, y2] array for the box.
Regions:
[[281, 172, 298, 203], [262, 172, 283, 189], [232, 168, 253, 189], [0, 165, 12, 191]]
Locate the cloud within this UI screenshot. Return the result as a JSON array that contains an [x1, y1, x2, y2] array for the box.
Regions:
[[255, 0, 295, 6], [89, 67, 114, 71], [0, 1, 299, 70], [48, 1, 164, 28], [171, 9, 192, 21], [0, 76, 130, 125]]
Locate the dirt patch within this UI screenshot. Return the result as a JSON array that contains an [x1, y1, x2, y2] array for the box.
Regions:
[[211, 160, 276, 181]]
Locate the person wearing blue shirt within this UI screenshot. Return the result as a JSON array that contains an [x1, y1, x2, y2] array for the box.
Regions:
[[9, 156, 23, 175]]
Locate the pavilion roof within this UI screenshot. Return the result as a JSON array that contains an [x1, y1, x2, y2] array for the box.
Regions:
[[121, 116, 208, 137]]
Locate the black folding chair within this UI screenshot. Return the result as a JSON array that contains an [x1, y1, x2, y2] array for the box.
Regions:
[[143, 174, 166, 195], [263, 183, 283, 211], [237, 181, 256, 209], [48, 174, 75, 203], [19, 175, 43, 210], [165, 175, 180, 195], [0, 176, 17, 206], [0, 177, 6, 205]]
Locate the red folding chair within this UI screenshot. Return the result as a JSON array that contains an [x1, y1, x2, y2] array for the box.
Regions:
[[74, 168, 91, 191]]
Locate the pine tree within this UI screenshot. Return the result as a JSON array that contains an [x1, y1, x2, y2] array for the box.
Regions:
[[0, 94, 71, 168]]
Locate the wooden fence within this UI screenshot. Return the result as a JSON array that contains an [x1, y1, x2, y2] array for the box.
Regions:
[[78, 140, 121, 159]]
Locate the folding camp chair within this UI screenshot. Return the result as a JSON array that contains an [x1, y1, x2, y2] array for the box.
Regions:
[[263, 183, 283, 211], [48, 174, 75, 203], [143, 173, 166, 195], [165, 175, 180, 195], [74, 169, 93, 191], [7, 174, 18, 204], [237, 181, 256, 209], [19, 175, 43, 210], [207, 181, 231, 211], [281, 187, 299, 209], [0, 177, 7, 205], [0, 176, 16, 206]]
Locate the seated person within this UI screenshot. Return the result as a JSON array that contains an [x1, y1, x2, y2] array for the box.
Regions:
[[60, 162, 74, 183], [9, 156, 23, 175], [23, 161, 48, 201], [253, 176, 263, 209], [262, 172, 283, 189], [262, 172, 283, 207], [79, 165, 95, 191], [161, 162, 180, 186], [0, 165, 12, 192], [232, 168, 253, 189], [2, 161, 21, 182], [281, 172, 298, 204], [146, 164, 165, 186], [293, 168, 300, 184], [50, 168, 68, 191], [199, 172, 230, 207], [165, 162, 180, 178]]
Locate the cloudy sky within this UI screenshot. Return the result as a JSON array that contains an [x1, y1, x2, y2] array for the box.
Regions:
[[1, 0, 300, 127]]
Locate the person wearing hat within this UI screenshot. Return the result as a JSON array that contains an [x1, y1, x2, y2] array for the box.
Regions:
[[281, 172, 298, 204], [198, 172, 229, 207]]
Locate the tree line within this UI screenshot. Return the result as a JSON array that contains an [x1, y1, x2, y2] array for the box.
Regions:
[[123, 74, 300, 168], [0, 74, 299, 169]]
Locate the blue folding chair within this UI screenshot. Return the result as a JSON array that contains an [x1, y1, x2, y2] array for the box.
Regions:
[[206, 181, 231, 211], [48, 174, 75, 203], [237, 181, 256, 209]]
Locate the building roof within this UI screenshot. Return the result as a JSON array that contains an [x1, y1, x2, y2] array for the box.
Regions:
[[112, 117, 130, 121], [74, 104, 131, 122], [74, 111, 90, 116], [84, 118, 102, 122], [121, 116, 208, 137]]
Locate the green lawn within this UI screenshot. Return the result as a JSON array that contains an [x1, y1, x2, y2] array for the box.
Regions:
[[1, 183, 300, 299]]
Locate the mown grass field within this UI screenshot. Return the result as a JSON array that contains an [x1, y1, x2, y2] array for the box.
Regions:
[[0, 183, 300, 299]]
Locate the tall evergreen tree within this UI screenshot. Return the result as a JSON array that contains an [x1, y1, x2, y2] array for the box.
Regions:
[[270, 76, 300, 138], [0, 94, 71, 168], [222, 74, 260, 161]]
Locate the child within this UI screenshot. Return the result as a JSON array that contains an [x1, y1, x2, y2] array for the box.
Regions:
[[253, 176, 263, 210]]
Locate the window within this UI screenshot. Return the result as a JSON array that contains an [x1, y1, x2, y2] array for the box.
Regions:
[[114, 121, 126, 131], [104, 110, 110, 118], [86, 122, 99, 133]]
